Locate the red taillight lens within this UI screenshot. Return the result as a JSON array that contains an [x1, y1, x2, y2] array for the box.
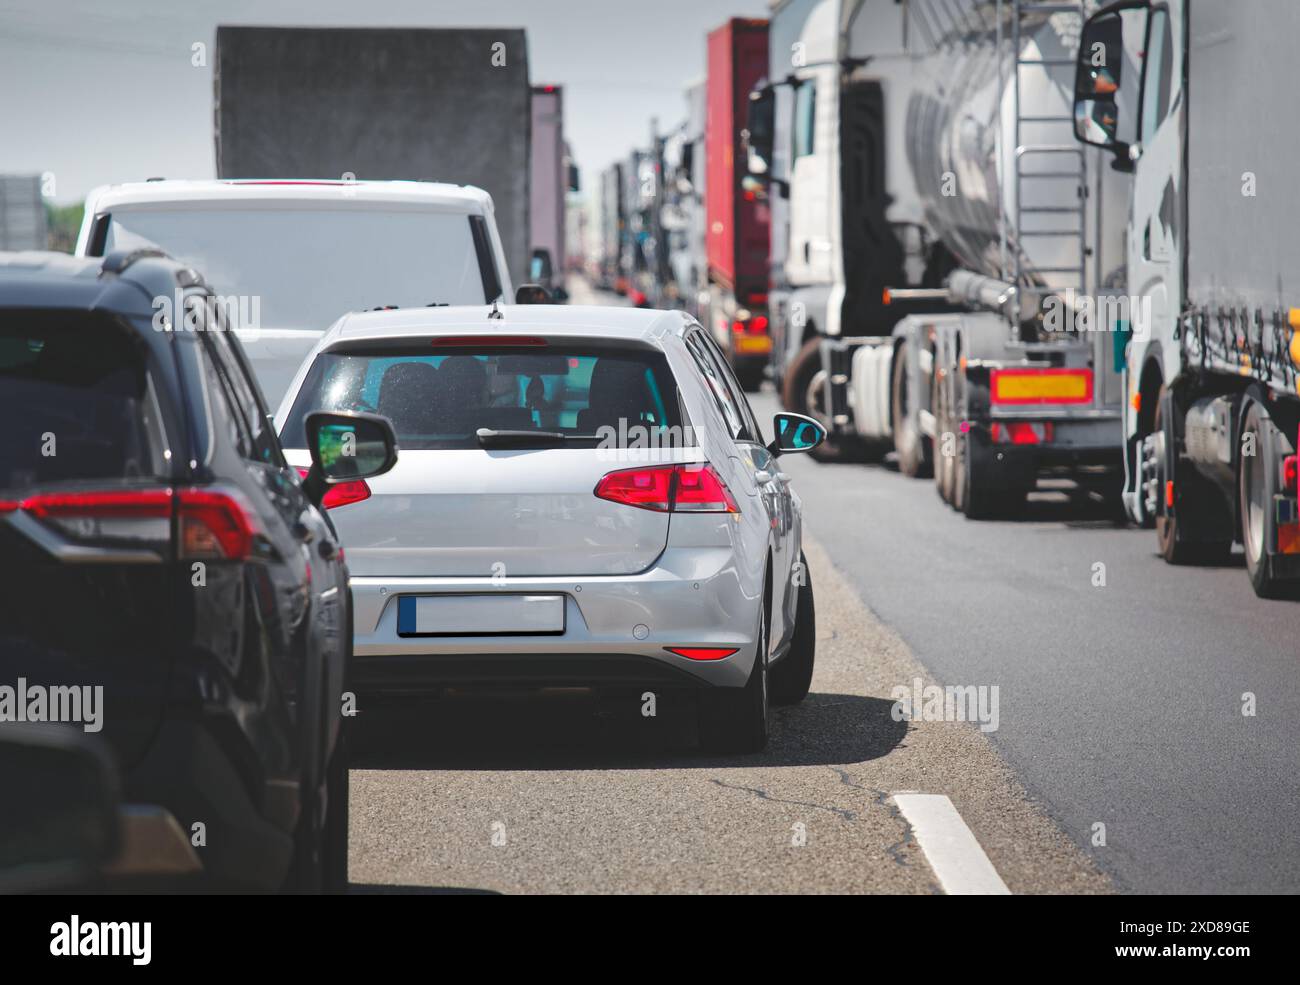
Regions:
[[594, 464, 739, 513], [990, 421, 1054, 445], [295, 467, 371, 509], [665, 646, 739, 661], [748, 315, 769, 335], [593, 465, 674, 511], [1284, 454, 1298, 496], [177, 488, 256, 559]]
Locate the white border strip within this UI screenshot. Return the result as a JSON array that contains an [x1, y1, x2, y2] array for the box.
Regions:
[[892, 794, 1011, 895]]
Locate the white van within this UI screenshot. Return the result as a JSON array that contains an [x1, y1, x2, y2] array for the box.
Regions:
[[76, 179, 513, 405]]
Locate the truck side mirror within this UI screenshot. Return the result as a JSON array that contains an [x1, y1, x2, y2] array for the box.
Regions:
[[743, 84, 777, 178], [1073, 2, 1147, 170]]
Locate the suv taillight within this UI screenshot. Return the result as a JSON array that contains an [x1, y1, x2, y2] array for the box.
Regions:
[[594, 464, 740, 513], [0, 486, 258, 560]]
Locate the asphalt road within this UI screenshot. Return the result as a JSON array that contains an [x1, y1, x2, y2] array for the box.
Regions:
[[755, 390, 1300, 894], [348, 535, 1106, 894]]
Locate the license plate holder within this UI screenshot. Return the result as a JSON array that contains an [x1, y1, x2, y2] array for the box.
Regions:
[[396, 593, 566, 637]]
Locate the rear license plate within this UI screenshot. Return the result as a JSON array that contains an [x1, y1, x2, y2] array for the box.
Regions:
[[396, 594, 565, 637]]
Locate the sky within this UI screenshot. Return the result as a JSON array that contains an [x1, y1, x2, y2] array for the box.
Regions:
[[0, 0, 767, 206]]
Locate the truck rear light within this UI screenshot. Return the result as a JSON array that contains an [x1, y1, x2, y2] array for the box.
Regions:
[[177, 488, 256, 560], [990, 368, 1093, 405], [730, 315, 769, 335], [594, 464, 740, 513], [665, 646, 739, 661], [990, 421, 1054, 445], [295, 467, 372, 509], [18, 489, 174, 545], [1284, 454, 1298, 495]]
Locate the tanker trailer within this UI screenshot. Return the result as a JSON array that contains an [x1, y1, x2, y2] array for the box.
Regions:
[[746, 0, 1131, 517]]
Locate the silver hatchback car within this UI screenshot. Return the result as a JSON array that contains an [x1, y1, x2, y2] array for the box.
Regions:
[[276, 304, 825, 752]]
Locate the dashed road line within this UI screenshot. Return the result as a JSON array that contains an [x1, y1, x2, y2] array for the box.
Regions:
[[891, 793, 1011, 895]]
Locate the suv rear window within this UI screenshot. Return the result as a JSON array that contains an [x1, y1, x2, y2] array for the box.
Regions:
[[0, 311, 167, 493], [281, 342, 689, 450]]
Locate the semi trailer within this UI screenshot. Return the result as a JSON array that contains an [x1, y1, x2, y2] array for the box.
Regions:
[[748, 0, 1130, 515], [529, 84, 573, 297], [1073, 0, 1300, 597], [705, 17, 773, 390], [213, 26, 533, 286]]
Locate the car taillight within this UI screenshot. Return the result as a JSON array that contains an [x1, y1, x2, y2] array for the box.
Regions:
[[665, 646, 739, 661], [1285, 454, 1298, 496], [990, 421, 1054, 445], [177, 488, 256, 560], [594, 464, 740, 513], [295, 467, 371, 509], [16, 488, 174, 545]]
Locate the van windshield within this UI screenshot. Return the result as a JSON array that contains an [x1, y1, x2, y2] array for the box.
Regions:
[[103, 207, 492, 330]]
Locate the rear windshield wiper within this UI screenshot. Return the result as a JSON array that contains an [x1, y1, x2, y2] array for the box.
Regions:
[[476, 428, 569, 448]]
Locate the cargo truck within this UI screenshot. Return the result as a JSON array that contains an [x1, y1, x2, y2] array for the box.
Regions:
[[1073, 0, 1300, 596], [598, 162, 625, 292], [706, 18, 773, 391], [213, 26, 532, 286], [747, 0, 1130, 516], [529, 84, 575, 297]]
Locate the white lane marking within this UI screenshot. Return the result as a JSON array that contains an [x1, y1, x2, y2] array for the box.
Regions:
[[891, 793, 1011, 895]]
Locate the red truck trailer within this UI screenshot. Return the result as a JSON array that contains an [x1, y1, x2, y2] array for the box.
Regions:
[[705, 17, 770, 390]]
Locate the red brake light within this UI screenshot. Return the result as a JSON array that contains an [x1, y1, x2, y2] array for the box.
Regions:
[[1285, 454, 1298, 496], [594, 464, 739, 513], [990, 421, 1054, 445], [748, 315, 769, 335], [295, 467, 371, 509], [178, 488, 256, 559], [665, 646, 739, 661], [16, 488, 174, 547]]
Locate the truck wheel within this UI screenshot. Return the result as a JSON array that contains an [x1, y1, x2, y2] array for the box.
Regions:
[[892, 341, 931, 478], [770, 553, 815, 705], [1154, 395, 1232, 564], [698, 601, 769, 753], [1239, 401, 1293, 598], [783, 338, 847, 463]]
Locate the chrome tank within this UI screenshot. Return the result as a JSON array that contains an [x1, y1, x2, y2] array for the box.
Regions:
[[903, 4, 1129, 293]]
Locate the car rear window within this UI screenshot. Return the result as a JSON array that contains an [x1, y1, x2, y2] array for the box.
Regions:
[[0, 311, 168, 494], [281, 342, 690, 450]]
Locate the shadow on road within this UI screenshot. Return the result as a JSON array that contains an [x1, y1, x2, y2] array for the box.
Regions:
[[349, 690, 907, 772]]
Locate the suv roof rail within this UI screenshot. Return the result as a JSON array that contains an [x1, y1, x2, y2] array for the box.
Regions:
[[101, 248, 168, 275]]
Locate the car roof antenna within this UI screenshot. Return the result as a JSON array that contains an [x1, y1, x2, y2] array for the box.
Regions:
[[488, 299, 504, 321]]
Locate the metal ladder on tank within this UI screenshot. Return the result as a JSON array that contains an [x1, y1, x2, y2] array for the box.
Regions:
[[998, 0, 1090, 337]]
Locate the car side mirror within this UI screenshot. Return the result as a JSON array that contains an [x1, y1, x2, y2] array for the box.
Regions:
[[515, 284, 554, 305], [302, 411, 398, 507], [768, 412, 825, 456]]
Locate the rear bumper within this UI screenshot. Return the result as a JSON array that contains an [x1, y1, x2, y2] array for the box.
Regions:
[[979, 413, 1123, 476], [113, 721, 293, 891], [348, 546, 760, 692]]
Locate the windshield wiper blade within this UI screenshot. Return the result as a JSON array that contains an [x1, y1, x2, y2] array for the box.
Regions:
[[475, 427, 568, 448]]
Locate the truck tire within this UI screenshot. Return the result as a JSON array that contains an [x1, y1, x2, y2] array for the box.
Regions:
[[698, 602, 769, 753], [1154, 394, 1233, 564], [892, 340, 932, 478], [1239, 401, 1294, 598], [770, 553, 815, 705], [782, 339, 836, 462]]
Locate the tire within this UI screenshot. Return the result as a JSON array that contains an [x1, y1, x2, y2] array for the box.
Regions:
[[892, 341, 931, 478], [698, 600, 769, 753], [782, 338, 840, 463], [1154, 393, 1233, 564], [1240, 401, 1293, 598], [770, 553, 815, 706], [321, 728, 349, 893], [934, 369, 957, 505]]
